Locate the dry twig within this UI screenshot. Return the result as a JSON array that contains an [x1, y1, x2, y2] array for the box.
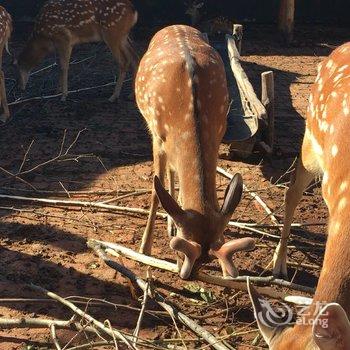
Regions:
[[89, 240, 232, 350], [30, 284, 138, 350], [217, 166, 280, 227], [89, 240, 315, 298]]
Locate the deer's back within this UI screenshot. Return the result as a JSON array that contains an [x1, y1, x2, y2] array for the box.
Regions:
[[34, 0, 136, 41], [306, 43, 350, 174], [0, 6, 12, 46], [136, 25, 229, 165]]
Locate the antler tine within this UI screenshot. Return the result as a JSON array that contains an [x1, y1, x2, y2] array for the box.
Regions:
[[170, 236, 201, 279], [210, 238, 255, 277]]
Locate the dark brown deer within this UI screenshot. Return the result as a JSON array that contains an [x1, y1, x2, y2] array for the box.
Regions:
[[17, 0, 138, 102], [0, 6, 12, 122], [250, 42, 350, 349], [185, 1, 232, 35], [135, 25, 255, 279]]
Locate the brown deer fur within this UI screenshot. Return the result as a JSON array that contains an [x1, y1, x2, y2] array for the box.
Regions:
[[135, 25, 254, 279], [250, 42, 350, 350], [17, 0, 138, 102]]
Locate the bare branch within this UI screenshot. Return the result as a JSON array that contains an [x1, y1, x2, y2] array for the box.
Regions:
[[30, 284, 138, 350], [50, 324, 62, 350], [89, 239, 315, 296], [89, 241, 232, 350]]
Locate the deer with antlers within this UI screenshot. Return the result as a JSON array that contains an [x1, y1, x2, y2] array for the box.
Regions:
[[136, 25, 255, 279], [0, 6, 12, 122], [16, 0, 138, 102], [250, 43, 350, 349]]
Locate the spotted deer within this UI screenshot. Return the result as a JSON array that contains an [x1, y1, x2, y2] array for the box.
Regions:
[[250, 43, 350, 349], [17, 0, 138, 102], [185, 0, 204, 26], [185, 1, 232, 36], [0, 6, 12, 122], [136, 25, 255, 280]]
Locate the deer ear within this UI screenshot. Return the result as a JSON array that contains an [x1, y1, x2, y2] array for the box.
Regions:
[[313, 303, 350, 349], [221, 173, 243, 217], [154, 176, 185, 222], [247, 279, 287, 346]]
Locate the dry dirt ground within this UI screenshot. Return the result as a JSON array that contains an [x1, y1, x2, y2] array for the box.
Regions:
[[0, 24, 348, 349]]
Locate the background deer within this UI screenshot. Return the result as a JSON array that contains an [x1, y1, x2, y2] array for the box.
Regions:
[[250, 42, 350, 349], [185, 0, 204, 26], [17, 0, 138, 102], [135, 24, 255, 279], [0, 6, 12, 122], [185, 1, 233, 36]]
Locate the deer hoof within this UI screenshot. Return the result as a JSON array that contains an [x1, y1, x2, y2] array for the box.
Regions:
[[0, 113, 10, 124], [272, 243, 288, 279]]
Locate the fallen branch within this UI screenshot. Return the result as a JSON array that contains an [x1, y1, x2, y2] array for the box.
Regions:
[[0, 193, 295, 240], [0, 193, 167, 218], [0, 316, 95, 333], [0, 129, 93, 192], [133, 271, 150, 346], [8, 79, 130, 106], [50, 324, 62, 350], [31, 55, 96, 77], [89, 240, 315, 298], [89, 241, 232, 350], [30, 284, 137, 350], [0, 187, 135, 196]]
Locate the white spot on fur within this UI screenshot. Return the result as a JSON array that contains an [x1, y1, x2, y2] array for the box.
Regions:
[[182, 131, 191, 140], [338, 198, 347, 211], [323, 171, 329, 184], [333, 221, 341, 234], [331, 145, 338, 157], [340, 181, 348, 192]]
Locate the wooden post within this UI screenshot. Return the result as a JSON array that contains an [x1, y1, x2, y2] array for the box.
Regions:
[[201, 32, 209, 43], [278, 0, 295, 45], [233, 24, 243, 55], [261, 71, 275, 151]]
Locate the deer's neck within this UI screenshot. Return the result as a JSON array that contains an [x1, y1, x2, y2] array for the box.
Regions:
[[176, 142, 219, 216]]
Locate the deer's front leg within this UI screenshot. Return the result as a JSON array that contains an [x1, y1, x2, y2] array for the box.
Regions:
[[140, 141, 166, 255], [0, 70, 10, 123], [167, 167, 177, 238]]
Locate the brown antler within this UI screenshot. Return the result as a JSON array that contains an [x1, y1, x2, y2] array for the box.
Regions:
[[210, 238, 255, 277], [170, 236, 201, 279]]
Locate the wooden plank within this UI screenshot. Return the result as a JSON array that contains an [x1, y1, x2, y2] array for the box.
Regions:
[[261, 71, 275, 150]]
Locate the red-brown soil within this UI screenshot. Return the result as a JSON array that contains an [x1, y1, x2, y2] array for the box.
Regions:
[[0, 24, 346, 349]]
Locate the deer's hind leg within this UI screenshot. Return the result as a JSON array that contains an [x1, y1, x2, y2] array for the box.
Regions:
[[273, 132, 317, 279], [102, 31, 131, 102], [54, 37, 73, 101]]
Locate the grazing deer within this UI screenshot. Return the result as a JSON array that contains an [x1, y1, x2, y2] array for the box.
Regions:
[[250, 43, 350, 349], [0, 6, 12, 122], [17, 0, 138, 102], [135, 25, 255, 279]]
